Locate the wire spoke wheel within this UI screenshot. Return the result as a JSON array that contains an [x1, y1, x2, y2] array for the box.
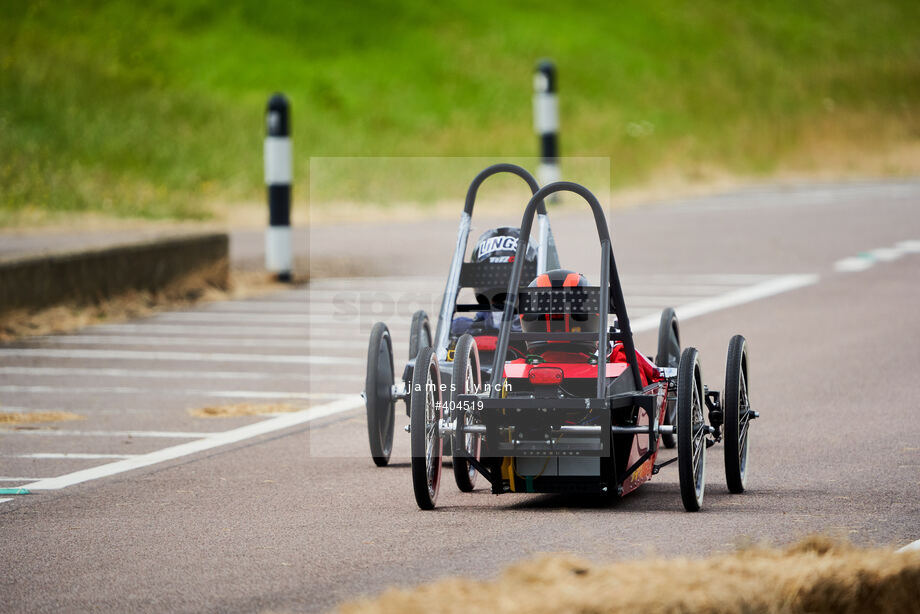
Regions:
[[410, 346, 443, 510], [451, 334, 481, 492], [724, 335, 750, 493], [677, 347, 706, 512], [364, 322, 395, 467]]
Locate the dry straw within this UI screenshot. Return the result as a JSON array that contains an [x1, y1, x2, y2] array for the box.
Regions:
[[340, 536, 920, 614]]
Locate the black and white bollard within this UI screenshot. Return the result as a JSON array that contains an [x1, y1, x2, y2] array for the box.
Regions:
[[533, 60, 560, 192], [265, 93, 292, 282]]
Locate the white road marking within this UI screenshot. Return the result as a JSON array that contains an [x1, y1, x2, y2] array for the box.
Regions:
[[896, 240, 920, 253], [151, 312, 318, 324], [1, 429, 213, 439], [0, 349, 361, 365], [834, 257, 874, 273], [22, 395, 365, 491], [202, 301, 309, 312], [0, 385, 349, 401], [88, 322, 412, 338], [897, 538, 920, 553], [834, 239, 918, 273], [868, 248, 900, 261], [0, 498, 11, 504], [628, 274, 819, 332], [144, 311, 429, 327], [144, 312, 431, 326], [93, 324, 313, 336], [0, 366, 315, 382], [30, 335, 367, 350], [14, 453, 137, 459], [0, 367, 356, 385]]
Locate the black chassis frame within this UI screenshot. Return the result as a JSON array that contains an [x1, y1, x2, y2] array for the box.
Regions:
[[453, 181, 721, 496], [396, 163, 561, 412]]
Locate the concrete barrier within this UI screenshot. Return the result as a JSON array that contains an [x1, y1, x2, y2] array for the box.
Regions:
[[0, 232, 229, 314]]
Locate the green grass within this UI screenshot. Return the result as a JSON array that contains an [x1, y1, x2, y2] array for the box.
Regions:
[[1, 0, 918, 224]]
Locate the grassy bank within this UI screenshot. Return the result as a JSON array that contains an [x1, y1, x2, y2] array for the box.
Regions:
[[1, 1, 918, 224]]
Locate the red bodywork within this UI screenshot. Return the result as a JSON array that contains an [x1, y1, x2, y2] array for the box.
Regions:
[[503, 343, 668, 496]]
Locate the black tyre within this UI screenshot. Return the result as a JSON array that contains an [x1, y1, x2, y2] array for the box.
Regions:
[[724, 335, 751, 494], [410, 346, 443, 510], [677, 347, 706, 512], [365, 322, 395, 467], [655, 307, 681, 449], [451, 334, 481, 492], [408, 310, 433, 360]]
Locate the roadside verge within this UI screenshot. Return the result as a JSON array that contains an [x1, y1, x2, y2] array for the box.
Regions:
[[0, 232, 231, 338]]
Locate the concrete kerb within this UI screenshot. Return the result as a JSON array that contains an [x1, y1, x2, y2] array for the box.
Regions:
[[0, 232, 229, 314]]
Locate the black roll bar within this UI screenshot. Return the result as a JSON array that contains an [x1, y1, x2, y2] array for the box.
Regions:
[[488, 181, 644, 396], [434, 164, 555, 359], [462, 163, 547, 216]]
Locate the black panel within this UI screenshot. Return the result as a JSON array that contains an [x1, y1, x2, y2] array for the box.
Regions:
[[459, 260, 538, 289], [517, 286, 606, 315]]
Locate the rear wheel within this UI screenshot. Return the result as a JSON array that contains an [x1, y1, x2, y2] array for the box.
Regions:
[[365, 322, 395, 467], [451, 334, 481, 492], [724, 335, 750, 494], [409, 310, 432, 360], [677, 347, 706, 512], [410, 346, 443, 510], [655, 307, 680, 448]]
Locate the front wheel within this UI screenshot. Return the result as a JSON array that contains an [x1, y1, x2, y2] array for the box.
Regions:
[[410, 346, 443, 510], [365, 322, 395, 467], [677, 347, 706, 512], [451, 334, 481, 492], [724, 335, 751, 493]]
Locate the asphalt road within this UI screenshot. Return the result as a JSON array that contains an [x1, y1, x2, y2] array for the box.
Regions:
[[1, 180, 919, 613]]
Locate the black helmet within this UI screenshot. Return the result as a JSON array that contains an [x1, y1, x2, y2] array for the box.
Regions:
[[520, 269, 599, 352], [472, 227, 537, 308]]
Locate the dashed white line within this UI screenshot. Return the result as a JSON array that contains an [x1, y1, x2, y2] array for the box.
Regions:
[[0, 385, 350, 401], [896, 240, 920, 253], [868, 247, 903, 262], [0, 349, 361, 365], [1, 429, 213, 439], [22, 394, 365, 491], [202, 301, 309, 312], [30, 335, 366, 350], [151, 312, 317, 324], [834, 257, 874, 273], [93, 324, 313, 337], [0, 366, 315, 381], [834, 238, 918, 273], [0, 477, 47, 481], [0, 369, 362, 386]]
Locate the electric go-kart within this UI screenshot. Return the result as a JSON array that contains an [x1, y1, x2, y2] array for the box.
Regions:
[[407, 180, 758, 511], [363, 164, 563, 487]]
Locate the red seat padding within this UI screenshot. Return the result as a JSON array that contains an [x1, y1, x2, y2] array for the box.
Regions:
[[472, 335, 497, 351]]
